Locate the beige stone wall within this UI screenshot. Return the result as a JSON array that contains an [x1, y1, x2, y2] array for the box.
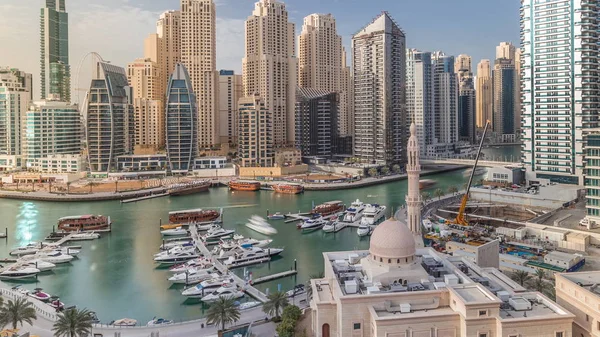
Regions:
[[498, 318, 573, 337], [238, 165, 308, 178], [556, 274, 600, 337]]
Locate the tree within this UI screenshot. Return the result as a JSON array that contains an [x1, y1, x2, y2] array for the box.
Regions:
[[434, 188, 444, 200], [262, 291, 289, 319], [205, 298, 240, 332], [447, 185, 458, 195], [0, 297, 37, 330], [534, 268, 546, 281], [421, 192, 430, 203], [368, 168, 378, 178], [510, 270, 531, 287], [392, 164, 401, 174], [530, 277, 550, 293], [52, 308, 95, 337], [115, 181, 119, 193], [381, 166, 390, 176], [88, 182, 98, 194], [276, 318, 296, 337], [281, 305, 302, 322]]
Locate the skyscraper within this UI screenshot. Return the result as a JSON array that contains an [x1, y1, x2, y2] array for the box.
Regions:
[[156, 10, 181, 101], [86, 62, 134, 174], [40, 0, 70, 102], [432, 52, 458, 144], [127, 58, 164, 152], [406, 49, 433, 156], [165, 64, 197, 173], [352, 12, 406, 165], [476, 59, 493, 128], [340, 48, 354, 139], [493, 58, 517, 137], [455, 54, 476, 144], [243, 0, 297, 147], [521, 0, 597, 185], [0, 68, 32, 160], [218, 70, 243, 146], [180, 0, 217, 149], [454, 54, 472, 84], [295, 88, 338, 157], [238, 93, 273, 168], [496, 42, 516, 61]]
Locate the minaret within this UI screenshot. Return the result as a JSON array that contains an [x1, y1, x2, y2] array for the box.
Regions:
[[406, 122, 422, 236]]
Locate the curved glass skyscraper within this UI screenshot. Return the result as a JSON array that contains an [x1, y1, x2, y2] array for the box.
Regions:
[[166, 64, 197, 173]]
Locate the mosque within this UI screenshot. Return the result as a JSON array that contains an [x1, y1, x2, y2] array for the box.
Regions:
[[308, 123, 575, 337]]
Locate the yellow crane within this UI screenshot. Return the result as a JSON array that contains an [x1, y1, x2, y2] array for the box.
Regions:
[[447, 121, 491, 226]]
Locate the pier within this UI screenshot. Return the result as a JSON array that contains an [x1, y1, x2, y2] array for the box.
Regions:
[[121, 192, 169, 203], [189, 226, 269, 303], [252, 270, 297, 285]]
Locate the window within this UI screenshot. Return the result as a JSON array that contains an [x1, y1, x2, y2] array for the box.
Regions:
[[556, 332, 564, 337], [353, 323, 361, 330], [479, 310, 488, 317], [479, 334, 487, 337]]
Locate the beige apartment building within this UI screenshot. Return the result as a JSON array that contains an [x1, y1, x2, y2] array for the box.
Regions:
[[127, 58, 164, 153], [476, 59, 492, 128], [310, 217, 575, 337], [218, 70, 243, 146], [455, 54, 472, 83], [556, 272, 600, 337], [156, 10, 181, 99], [238, 94, 273, 167], [340, 47, 354, 137], [181, 0, 218, 148], [242, 0, 297, 147]]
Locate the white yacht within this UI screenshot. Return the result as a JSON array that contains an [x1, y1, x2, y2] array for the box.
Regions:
[[112, 318, 137, 327], [223, 247, 283, 268], [342, 199, 366, 223], [38, 251, 74, 264], [20, 259, 56, 272], [154, 248, 200, 265], [238, 301, 261, 310], [202, 228, 236, 242], [245, 215, 278, 235], [0, 267, 40, 280], [29, 288, 52, 301], [300, 218, 327, 233], [219, 237, 272, 250], [160, 227, 188, 236], [200, 285, 244, 303], [9, 243, 42, 256], [159, 240, 194, 251], [57, 247, 81, 256], [154, 245, 194, 258], [147, 318, 173, 326], [169, 258, 211, 274], [197, 223, 221, 231], [181, 276, 235, 298], [168, 266, 218, 285], [356, 224, 372, 237], [360, 204, 387, 226]]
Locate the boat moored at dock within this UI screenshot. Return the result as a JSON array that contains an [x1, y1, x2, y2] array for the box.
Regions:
[[200, 285, 244, 303], [360, 204, 387, 226], [160, 227, 189, 236], [245, 215, 277, 235], [419, 179, 436, 190], [228, 180, 261, 191], [299, 218, 328, 233], [168, 209, 221, 225], [272, 183, 304, 194], [356, 224, 372, 237], [58, 215, 111, 232], [167, 181, 211, 196], [267, 212, 285, 220], [0, 266, 41, 280], [312, 201, 345, 217], [223, 247, 283, 268]]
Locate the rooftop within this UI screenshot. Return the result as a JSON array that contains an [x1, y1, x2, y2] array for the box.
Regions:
[[451, 284, 498, 304], [560, 271, 600, 296]]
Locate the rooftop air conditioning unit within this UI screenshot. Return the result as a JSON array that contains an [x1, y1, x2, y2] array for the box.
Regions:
[[345, 279, 358, 294]]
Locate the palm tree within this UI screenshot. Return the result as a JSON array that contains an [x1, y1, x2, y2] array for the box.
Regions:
[[434, 188, 444, 200], [87, 182, 98, 194], [0, 297, 37, 330], [262, 291, 289, 319], [447, 185, 458, 195], [381, 166, 390, 176], [530, 277, 550, 293], [52, 308, 95, 337], [368, 168, 378, 178], [510, 270, 531, 287], [206, 298, 240, 332], [115, 180, 119, 193], [392, 164, 401, 174], [534, 268, 546, 281], [421, 192, 430, 204]]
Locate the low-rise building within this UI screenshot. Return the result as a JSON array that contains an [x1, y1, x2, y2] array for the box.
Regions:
[[116, 154, 167, 172], [485, 166, 525, 186], [35, 154, 84, 174], [310, 217, 575, 337], [274, 148, 302, 167], [555, 272, 600, 337], [193, 157, 227, 169]]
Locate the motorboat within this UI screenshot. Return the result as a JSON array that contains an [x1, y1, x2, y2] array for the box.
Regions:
[[159, 240, 194, 251], [360, 204, 387, 226], [70, 232, 100, 240], [181, 276, 235, 298], [223, 247, 283, 268], [112, 318, 138, 327], [245, 215, 278, 235], [322, 221, 344, 233], [200, 285, 244, 303], [168, 266, 218, 285], [202, 228, 236, 242], [357, 224, 372, 237], [238, 301, 261, 310], [154, 248, 200, 265], [147, 318, 173, 326], [29, 288, 51, 302], [57, 247, 81, 256], [21, 259, 56, 272], [286, 284, 306, 297], [38, 251, 74, 264], [0, 267, 40, 280], [300, 218, 327, 233], [0, 232, 6, 239], [342, 199, 366, 223], [219, 237, 272, 250], [267, 212, 285, 220], [9, 243, 42, 256], [49, 298, 65, 310], [197, 223, 221, 231], [160, 227, 188, 236], [11, 285, 29, 296], [169, 258, 211, 274], [154, 245, 195, 258]]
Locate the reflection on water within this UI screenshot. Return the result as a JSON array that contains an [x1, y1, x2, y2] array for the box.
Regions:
[[16, 202, 38, 244]]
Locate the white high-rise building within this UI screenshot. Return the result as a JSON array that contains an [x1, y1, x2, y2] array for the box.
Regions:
[[0, 68, 32, 170], [406, 49, 432, 157], [242, 0, 297, 147], [432, 51, 458, 145], [180, 0, 218, 149], [521, 0, 598, 185], [352, 12, 406, 165]]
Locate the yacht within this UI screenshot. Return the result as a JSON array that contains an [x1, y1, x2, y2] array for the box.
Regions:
[[360, 204, 387, 226], [0, 266, 40, 280], [219, 237, 272, 250], [286, 284, 306, 298], [154, 248, 200, 265], [169, 258, 211, 274], [197, 223, 221, 231], [154, 245, 194, 258], [245, 215, 278, 235], [238, 301, 261, 310], [21, 259, 56, 272], [159, 240, 194, 251], [57, 247, 81, 256], [181, 276, 235, 298], [111, 318, 138, 327], [202, 228, 236, 242], [322, 221, 344, 233], [200, 285, 244, 303], [12, 285, 30, 296], [38, 251, 74, 264], [9, 243, 42, 256], [29, 288, 52, 302], [342, 199, 366, 223], [300, 218, 327, 233], [49, 298, 65, 310], [168, 266, 218, 285], [357, 224, 372, 237], [160, 227, 188, 236], [223, 247, 283, 268], [147, 318, 173, 326], [267, 212, 285, 220]]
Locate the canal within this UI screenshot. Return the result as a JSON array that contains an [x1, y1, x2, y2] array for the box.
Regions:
[[0, 168, 490, 323]]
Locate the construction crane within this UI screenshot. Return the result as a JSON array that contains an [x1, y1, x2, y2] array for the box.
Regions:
[[447, 121, 491, 226]]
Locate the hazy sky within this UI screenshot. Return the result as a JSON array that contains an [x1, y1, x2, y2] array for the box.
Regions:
[[0, 0, 519, 103]]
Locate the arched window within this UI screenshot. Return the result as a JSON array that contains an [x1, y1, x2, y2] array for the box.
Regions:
[[322, 324, 330, 337], [380, 257, 383, 262], [388, 259, 391, 263]]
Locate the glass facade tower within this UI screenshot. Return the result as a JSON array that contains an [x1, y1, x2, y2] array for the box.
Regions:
[[41, 0, 70, 102]]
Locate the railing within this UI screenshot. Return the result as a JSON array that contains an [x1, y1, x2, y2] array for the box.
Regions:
[[0, 287, 58, 321]]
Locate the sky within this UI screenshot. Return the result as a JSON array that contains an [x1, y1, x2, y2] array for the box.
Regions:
[[0, 0, 520, 103]]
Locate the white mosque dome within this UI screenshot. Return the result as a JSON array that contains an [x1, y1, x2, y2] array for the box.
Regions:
[[369, 217, 416, 261]]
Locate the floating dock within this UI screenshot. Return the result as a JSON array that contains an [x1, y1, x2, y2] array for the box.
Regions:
[[121, 192, 169, 204], [252, 270, 297, 285]]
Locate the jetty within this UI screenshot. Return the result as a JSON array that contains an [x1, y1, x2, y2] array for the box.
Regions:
[[252, 270, 297, 285], [121, 192, 169, 203]]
